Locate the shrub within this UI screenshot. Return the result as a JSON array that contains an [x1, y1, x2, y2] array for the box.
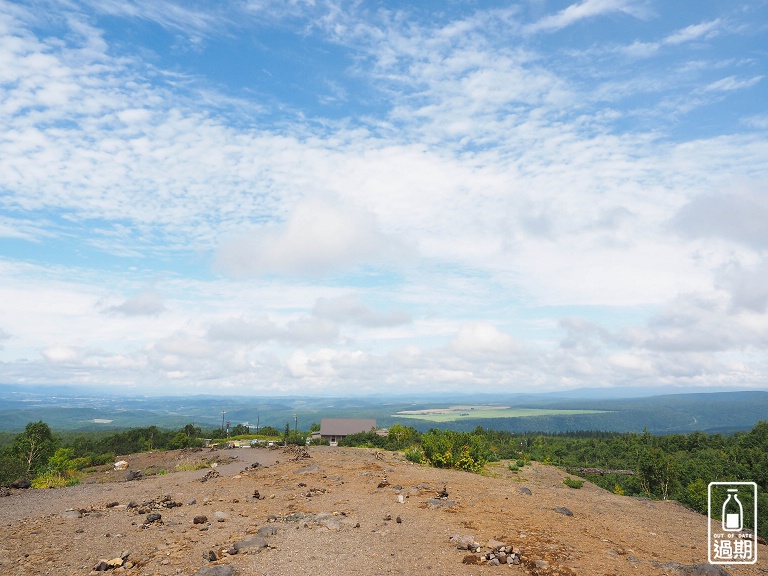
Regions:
[[563, 477, 584, 489], [47, 448, 77, 474], [91, 452, 116, 466], [339, 430, 385, 448], [32, 469, 82, 489], [283, 431, 308, 446], [405, 448, 425, 464], [420, 429, 491, 473], [455, 445, 484, 473]]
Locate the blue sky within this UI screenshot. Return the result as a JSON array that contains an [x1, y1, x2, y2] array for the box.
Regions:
[[1, 0, 767, 396]]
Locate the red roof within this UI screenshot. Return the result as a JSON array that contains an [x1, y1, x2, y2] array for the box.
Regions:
[[319, 418, 377, 436]]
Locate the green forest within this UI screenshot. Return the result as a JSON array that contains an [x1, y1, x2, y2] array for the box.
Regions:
[[1, 420, 766, 538]]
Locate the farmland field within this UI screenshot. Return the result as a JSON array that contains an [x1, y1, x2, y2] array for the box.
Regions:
[[392, 405, 609, 422]]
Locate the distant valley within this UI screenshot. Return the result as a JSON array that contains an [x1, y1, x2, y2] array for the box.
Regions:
[[1, 384, 766, 434]]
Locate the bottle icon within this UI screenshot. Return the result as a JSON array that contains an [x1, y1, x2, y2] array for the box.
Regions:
[[722, 488, 743, 532]]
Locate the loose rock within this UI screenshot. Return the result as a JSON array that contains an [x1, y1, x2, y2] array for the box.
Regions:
[[194, 566, 235, 576], [233, 536, 268, 552], [427, 498, 457, 509], [257, 525, 279, 537], [451, 534, 479, 551], [654, 562, 733, 576]]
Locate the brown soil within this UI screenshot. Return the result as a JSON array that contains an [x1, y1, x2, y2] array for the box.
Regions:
[[0, 445, 764, 576]]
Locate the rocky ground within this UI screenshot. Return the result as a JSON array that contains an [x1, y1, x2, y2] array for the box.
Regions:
[[0, 445, 764, 576]]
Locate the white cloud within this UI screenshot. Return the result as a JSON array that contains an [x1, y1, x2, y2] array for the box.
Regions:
[[741, 114, 768, 129], [80, 0, 230, 40], [215, 197, 413, 277], [0, 215, 53, 241], [616, 19, 722, 59], [207, 316, 280, 342], [42, 344, 82, 363], [716, 261, 768, 314], [704, 75, 763, 92], [664, 19, 721, 45], [312, 294, 410, 327], [450, 322, 524, 362], [673, 184, 768, 250], [103, 290, 166, 316], [526, 0, 644, 34], [286, 348, 369, 381]]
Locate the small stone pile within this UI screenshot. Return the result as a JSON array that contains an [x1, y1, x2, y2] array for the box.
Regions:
[[304, 487, 327, 497], [283, 446, 311, 461], [427, 484, 457, 509], [451, 535, 521, 567], [131, 494, 183, 515], [199, 469, 220, 482]]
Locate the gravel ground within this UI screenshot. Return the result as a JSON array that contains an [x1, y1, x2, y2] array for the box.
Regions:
[[0, 445, 764, 576]]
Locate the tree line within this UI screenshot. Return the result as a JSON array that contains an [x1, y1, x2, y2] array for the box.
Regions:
[[0, 421, 289, 487]]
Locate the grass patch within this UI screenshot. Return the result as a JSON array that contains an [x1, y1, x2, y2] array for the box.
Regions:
[[175, 461, 212, 472]]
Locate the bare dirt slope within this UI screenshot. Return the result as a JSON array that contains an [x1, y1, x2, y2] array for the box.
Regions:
[[0, 445, 764, 576]]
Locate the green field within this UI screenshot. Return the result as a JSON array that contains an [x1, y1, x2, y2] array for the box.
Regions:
[[393, 405, 609, 422]]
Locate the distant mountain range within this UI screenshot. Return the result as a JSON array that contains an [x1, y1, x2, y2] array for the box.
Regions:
[[1, 384, 766, 434]]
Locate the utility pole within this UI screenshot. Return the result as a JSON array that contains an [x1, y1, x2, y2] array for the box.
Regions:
[[221, 410, 226, 436], [294, 413, 298, 433]]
